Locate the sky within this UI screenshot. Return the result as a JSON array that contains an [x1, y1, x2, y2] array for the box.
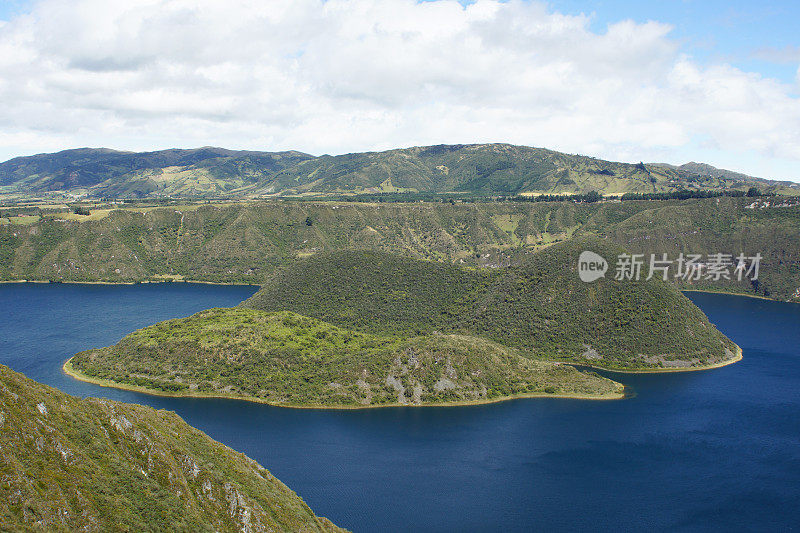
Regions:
[[0, 0, 798, 181]]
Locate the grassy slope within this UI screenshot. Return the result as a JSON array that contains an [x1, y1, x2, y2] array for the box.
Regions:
[[3, 144, 795, 199], [0, 364, 343, 532], [67, 308, 623, 406], [243, 241, 739, 371], [0, 147, 313, 198], [1, 197, 797, 301], [264, 144, 664, 195], [259, 144, 796, 196]]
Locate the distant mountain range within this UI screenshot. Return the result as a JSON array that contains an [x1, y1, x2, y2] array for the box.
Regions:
[[1, 144, 796, 199]]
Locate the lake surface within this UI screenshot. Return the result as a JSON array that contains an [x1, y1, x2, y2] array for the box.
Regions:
[[1, 283, 798, 532]]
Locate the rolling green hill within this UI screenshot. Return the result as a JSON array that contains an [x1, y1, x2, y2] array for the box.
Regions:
[[243, 241, 740, 371], [261, 144, 797, 197], [0, 147, 313, 198], [66, 308, 623, 406], [1, 197, 797, 301], [0, 364, 343, 532], [2, 144, 795, 199]]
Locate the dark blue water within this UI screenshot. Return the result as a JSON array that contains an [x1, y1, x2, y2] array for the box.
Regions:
[[1, 284, 798, 532]]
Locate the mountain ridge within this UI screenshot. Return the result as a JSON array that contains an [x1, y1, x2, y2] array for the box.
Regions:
[[2, 143, 796, 199]]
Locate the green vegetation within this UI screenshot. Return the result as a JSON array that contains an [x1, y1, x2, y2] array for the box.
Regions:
[[1, 196, 797, 301], [0, 364, 343, 532], [0, 147, 313, 199], [2, 144, 797, 200], [243, 241, 739, 371], [2, 144, 776, 529], [619, 189, 749, 201], [67, 308, 623, 406], [597, 196, 800, 300]]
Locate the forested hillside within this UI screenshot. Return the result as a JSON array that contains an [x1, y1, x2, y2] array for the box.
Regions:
[[243, 242, 739, 371]]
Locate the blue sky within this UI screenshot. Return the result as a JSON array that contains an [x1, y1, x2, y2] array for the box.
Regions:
[[551, 0, 800, 87], [548, 0, 800, 177], [0, 1, 28, 21], [420, 0, 800, 87], [0, 0, 798, 180]]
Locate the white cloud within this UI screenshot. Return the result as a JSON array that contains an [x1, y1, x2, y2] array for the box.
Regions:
[[0, 0, 798, 180], [753, 45, 800, 63]]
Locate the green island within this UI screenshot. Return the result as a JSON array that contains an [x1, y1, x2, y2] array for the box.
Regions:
[[243, 240, 741, 371], [65, 308, 624, 406], [64, 239, 740, 408], [0, 364, 343, 532]]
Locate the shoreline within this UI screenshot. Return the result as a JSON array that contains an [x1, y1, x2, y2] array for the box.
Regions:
[[62, 345, 744, 409], [0, 279, 258, 287], [3, 279, 793, 303], [62, 358, 626, 408], [566, 344, 743, 374], [681, 288, 785, 303]]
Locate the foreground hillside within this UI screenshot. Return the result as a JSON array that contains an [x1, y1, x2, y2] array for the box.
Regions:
[[2, 144, 795, 199], [244, 241, 740, 371], [1, 196, 798, 301], [66, 308, 623, 406], [0, 365, 343, 532]]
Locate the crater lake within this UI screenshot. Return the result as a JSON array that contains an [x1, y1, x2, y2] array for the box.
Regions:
[[1, 283, 798, 532]]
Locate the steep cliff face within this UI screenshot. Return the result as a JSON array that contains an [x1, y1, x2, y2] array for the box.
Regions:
[[0, 364, 344, 532]]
